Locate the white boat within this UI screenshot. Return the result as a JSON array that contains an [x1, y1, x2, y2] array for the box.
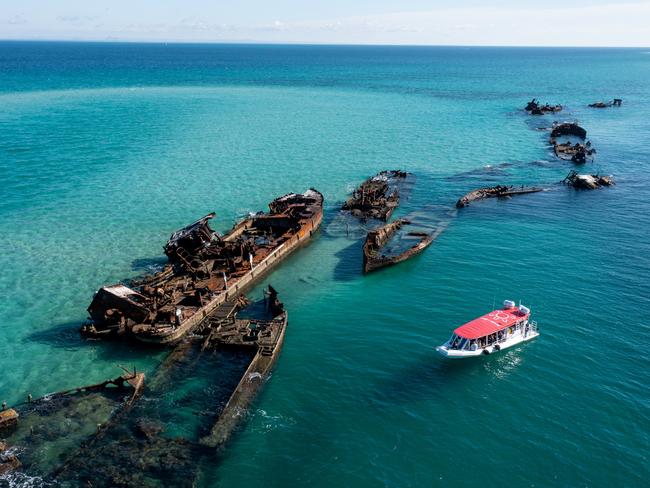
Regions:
[[436, 300, 539, 359]]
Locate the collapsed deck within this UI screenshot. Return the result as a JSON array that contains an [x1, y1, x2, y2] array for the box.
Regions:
[[342, 170, 409, 221], [562, 170, 615, 189], [83, 189, 323, 345], [199, 288, 287, 448], [525, 99, 562, 115]]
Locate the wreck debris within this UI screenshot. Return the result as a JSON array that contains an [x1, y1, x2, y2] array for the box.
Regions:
[[0, 441, 21, 475], [0, 408, 19, 433], [525, 98, 563, 115], [82, 189, 323, 345], [548, 122, 595, 163], [589, 99, 622, 108], [362, 219, 438, 273], [199, 285, 287, 448], [550, 122, 588, 141], [562, 170, 614, 189], [342, 170, 409, 221], [0, 370, 144, 479], [553, 141, 596, 164], [456, 185, 544, 208]]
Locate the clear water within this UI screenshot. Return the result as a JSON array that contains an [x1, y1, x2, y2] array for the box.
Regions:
[[1, 42, 649, 486]]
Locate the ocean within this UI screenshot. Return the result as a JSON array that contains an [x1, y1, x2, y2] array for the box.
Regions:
[[0, 41, 649, 486]]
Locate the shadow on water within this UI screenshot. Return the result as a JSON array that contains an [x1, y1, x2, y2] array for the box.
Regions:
[[131, 256, 168, 274], [364, 352, 489, 407], [332, 240, 364, 282], [26, 321, 87, 349], [26, 320, 165, 365]]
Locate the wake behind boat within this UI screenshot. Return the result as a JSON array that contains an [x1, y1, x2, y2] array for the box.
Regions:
[[436, 300, 539, 359]]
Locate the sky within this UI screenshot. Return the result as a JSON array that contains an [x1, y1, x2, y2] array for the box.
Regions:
[[1, 0, 650, 46]]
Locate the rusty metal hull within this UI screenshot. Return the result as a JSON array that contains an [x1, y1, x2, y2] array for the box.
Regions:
[[200, 311, 288, 448], [456, 186, 543, 208], [84, 189, 323, 346], [362, 219, 439, 273], [133, 209, 319, 345]]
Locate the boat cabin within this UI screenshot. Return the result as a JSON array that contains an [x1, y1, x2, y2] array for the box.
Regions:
[[446, 302, 531, 352]]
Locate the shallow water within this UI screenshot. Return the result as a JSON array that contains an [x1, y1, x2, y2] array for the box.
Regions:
[[1, 42, 649, 486]]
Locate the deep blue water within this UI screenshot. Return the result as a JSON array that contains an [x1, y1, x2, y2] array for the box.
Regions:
[[0, 41, 649, 487]]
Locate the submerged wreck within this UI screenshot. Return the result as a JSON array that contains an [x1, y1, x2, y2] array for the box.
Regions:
[[342, 170, 409, 221], [589, 99, 622, 108], [0, 370, 144, 478], [362, 218, 437, 273], [83, 189, 323, 345], [562, 170, 614, 189], [50, 289, 287, 487], [549, 122, 588, 141], [199, 286, 287, 448], [525, 99, 562, 115], [456, 185, 543, 208], [553, 141, 596, 164], [549, 122, 594, 163]]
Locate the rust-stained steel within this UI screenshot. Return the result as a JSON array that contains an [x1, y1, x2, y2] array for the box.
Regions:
[[362, 219, 438, 273], [0, 439, 21, 475], [562, 170, 615, 189], [199, 285, 288, 448], [342, 170, 409, 221], [82, 189, 323, 345], [525, 99, 562, 115], [456, 185, 543, 208]]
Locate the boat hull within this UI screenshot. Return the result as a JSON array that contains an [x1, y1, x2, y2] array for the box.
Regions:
[[436, 330, 539, 359]]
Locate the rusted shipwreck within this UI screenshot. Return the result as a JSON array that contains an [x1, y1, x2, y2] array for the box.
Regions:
[[562, 170, 614, 189], [525, 98, 562, 115], [48, 289, 288, 487], [553, 141, 596, 164], [589, 99, 622, 108], [0, 370, 144, 477], [456, 185, 543, 208], [362, 218, 437, 273], [550, 122, 587, 141], [549, 122, 595, 163], [199, 286, 287, 448], [342, 170, 409, 221], [83, 189, 323, 345]]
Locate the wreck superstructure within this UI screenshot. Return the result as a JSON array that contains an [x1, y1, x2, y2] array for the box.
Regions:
[[199, 286, 288, 448], [83, 189, 323, 345], [562, 170, 614, 189], [342, 170, 409, 221]]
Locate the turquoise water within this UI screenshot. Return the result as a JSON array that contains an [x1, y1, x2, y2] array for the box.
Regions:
[[1, 42, 649, 486]]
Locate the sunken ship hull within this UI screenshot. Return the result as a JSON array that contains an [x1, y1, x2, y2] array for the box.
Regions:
[[84, 189, 323, 345], [362, 219, 436, 273], [200, 304, 288, 448]]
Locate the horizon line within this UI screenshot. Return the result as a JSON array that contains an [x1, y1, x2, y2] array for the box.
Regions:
[[0, 38, 648, 49]]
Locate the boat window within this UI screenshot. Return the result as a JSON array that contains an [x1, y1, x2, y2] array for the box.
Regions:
[[459, 338, 468, 350]]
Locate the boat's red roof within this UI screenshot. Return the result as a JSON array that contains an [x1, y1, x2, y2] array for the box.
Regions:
[[454, 307, 528, 339]]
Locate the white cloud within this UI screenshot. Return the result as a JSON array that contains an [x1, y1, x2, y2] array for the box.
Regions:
[[2, 1, 649, 45]]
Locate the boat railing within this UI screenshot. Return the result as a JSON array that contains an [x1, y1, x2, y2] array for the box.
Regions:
[[529, 320, 538, 332]]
